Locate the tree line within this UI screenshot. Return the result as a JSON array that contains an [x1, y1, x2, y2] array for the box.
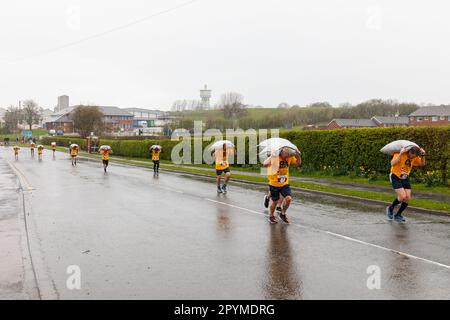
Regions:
[[169, 95, 422, 131], [2, 100, 42, 133]]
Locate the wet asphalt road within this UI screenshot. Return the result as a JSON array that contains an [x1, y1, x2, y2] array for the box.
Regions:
[[1, 147, 450, 299]]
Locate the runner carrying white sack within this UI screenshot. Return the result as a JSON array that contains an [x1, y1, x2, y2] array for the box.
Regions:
[[258, 138, 300, 162], [380, 140, 420, 155]]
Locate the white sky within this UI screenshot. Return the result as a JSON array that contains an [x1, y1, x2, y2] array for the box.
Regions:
[[1, 0, 449, 110]]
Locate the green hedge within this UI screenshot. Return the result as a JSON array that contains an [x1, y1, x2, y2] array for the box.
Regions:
[[40, 137, 178, 161], [282, 126, 450, 184], [41, 137, 87, 149], [41, 126, 450, 184]]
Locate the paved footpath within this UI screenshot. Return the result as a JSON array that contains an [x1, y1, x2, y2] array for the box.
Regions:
[[0, 158, 38, 299]]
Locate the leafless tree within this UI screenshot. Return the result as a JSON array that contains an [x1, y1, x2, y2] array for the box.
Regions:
[[22, 99, 42, 130], [4, 105, 23, 133], [277, 102, 290, 108], [219, 92, 246, 119]]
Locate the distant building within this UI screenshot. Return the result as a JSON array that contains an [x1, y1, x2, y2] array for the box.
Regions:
[[371, 116, 409, 127], [96, 106, 134, 132], [56, 95, 69, 112], [44, 107, 75, 133], [123, 108, 167, 128], [44, 105, 134, 134], [327, 116, 410, 130], [39, 109, 54, 128], [327, 119, 378, 129], [408, 105, 450, 126]]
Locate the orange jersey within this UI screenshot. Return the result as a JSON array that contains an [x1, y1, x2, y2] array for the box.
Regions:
[[151, 149, 161, 161], [215, 149, 232, 170], [70, 147, 79, 156], [390, 152, 422, 178], [101, 149, 111, 160], [267, 156, 298, 187]]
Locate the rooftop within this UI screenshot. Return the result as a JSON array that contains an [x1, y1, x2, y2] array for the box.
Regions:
[[409, 105, 450, 117], [331, 119, 378, 127], [371, 116, 409, 125]]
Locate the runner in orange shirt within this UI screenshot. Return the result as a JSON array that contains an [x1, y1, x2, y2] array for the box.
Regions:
[[37, 145, 44, 160], [13, 146, 20, 160], [386, 146, 426, 222], [30, 142, 35, 157], [214, 144, 234, 193], [70, 144, 79, 166], [99, 146, 112, 172], [150, 146, 162, 174], [263, 147, 301, 224]]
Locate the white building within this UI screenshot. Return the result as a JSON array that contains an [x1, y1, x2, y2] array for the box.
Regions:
[[123, 108, 169, 129]]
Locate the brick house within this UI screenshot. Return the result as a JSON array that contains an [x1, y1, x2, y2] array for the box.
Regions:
[[44, 106, 134, 134], [44, 107, 75, 133], [408, 105, 450, 126], [99, 106, 134, 132]]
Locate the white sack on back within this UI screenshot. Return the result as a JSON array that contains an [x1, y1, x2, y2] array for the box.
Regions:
[[380, 140, 419, 155], [258, 145, 299, 162], [209, 140, 235, 151]]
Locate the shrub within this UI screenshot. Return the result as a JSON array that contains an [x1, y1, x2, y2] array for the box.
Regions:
[[41, 126, 450, 185]]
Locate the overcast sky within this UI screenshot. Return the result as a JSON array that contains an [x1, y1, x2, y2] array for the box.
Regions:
[[1, 0, 449, 110]]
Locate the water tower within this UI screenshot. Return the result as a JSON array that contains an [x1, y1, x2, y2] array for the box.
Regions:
[[200, 85, 211, 110]]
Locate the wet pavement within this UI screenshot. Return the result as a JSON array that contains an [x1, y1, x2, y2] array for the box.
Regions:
[[1, 146, 450, 299], [0, 158, 36, 299]]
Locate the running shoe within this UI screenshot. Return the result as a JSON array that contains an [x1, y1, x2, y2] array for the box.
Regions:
[[279, 213, 290, 224], [222, 184, 227, 193], [217, 186, 223, 193], [264, 195, 270, 208], [269, 215, 278, 224], [394, 214, 406, 222], [386, 206, 394, 220]]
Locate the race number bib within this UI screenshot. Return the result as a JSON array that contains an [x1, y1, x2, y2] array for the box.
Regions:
[[221, 161, 228, 167], [399, 173, 409, 180], [277, 175, 287, 184]]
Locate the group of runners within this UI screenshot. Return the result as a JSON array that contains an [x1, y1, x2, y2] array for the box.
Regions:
[[213, 142, 302, 224], [213, 140, 426, 224], [15, 141, 160, 175], [10, 137, 426, 224], [13, 141, 53, 161]]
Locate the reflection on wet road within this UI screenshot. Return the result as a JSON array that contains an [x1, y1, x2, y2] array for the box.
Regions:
[[1, 147, 450, 299]]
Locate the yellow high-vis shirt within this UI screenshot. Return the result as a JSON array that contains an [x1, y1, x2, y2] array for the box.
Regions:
[[215, 150, 231, 170], [267, 156, 298, 187], [70, 147, 78, 156], [390, 152, 422, 178], [14, 148, 20, 154], [101, 149, 111, 161], [152, 149, 161, 161], [38, 148, 43, 155]]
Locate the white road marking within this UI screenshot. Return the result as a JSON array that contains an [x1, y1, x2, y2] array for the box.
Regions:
[[205, 198, 450, 270], [8, 154, 450, 271]]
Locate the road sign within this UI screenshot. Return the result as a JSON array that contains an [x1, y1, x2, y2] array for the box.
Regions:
[[22, 130, 32, 137]]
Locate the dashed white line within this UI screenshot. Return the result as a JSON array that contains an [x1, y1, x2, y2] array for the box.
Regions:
[[205, 198, 450, 270]]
